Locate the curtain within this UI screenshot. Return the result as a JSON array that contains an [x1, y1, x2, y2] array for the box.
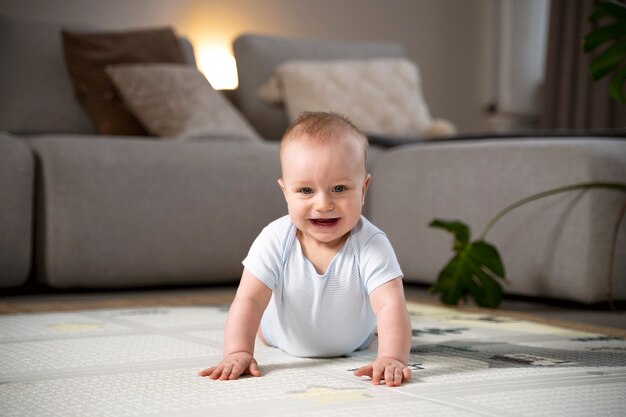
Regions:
[[540, 0, 626, 129]]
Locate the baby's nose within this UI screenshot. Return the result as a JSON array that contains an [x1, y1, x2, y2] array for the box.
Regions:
[[314, 192, 334, 211]]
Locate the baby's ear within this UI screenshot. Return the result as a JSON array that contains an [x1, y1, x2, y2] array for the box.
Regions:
[[277, 179, 288, 201], [362, 174, 372, 202]]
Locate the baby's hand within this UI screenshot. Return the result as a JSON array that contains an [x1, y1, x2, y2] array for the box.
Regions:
[[354, 357, 411, 386], [198, 352, 261, 380]]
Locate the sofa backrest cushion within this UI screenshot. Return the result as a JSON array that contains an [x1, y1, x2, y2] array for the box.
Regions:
[[0, 14, 94, 135], [233, 33, 407, 141], [0, 14, 196, 136]]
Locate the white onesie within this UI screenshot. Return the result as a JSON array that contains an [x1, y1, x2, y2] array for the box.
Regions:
[[242, 215, 403, 357]]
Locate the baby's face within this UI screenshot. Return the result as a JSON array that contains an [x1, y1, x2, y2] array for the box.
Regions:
[[278, 135, 371, 251]]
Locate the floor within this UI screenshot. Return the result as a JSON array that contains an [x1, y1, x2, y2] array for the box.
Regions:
[[1, 283, 625, 335], [410, 286, 626, 334]]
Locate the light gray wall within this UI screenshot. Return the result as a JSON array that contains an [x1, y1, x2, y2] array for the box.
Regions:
[[0, 0, 496, 133]]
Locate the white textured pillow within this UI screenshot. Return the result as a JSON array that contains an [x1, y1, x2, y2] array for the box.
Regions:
[[258, 59, 435, 139], [106, 63, 261, 141]]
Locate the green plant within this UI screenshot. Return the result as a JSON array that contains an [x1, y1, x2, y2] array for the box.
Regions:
[[584, 0, 626, 103], [429, 182, 626, 309]]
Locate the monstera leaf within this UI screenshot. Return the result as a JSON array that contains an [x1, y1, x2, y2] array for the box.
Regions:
[[428, 182, 626, 309], [429, 220, 505, 308], [584, 0, 626, 103]]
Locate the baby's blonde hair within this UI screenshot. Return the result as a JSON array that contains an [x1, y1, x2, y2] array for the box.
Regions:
[[280, 111, 369, 165]]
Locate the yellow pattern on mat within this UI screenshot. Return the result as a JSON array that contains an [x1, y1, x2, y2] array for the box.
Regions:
[[288, 386, 372, 405]]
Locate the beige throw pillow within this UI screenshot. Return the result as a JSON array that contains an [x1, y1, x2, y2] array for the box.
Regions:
[[106, 64, 261, 141], [258, 58, 440, 139]]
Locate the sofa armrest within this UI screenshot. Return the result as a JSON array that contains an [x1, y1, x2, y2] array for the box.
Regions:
[[0, 133, 34, 288]]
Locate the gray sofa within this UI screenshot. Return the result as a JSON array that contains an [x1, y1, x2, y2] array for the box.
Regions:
[[1, 16, 625, 304]]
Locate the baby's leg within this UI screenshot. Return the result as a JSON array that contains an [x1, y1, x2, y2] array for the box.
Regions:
[[257, 312, 277, 348], [356, 331, 375, 351]]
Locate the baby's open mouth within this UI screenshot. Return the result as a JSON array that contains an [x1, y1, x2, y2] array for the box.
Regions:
[[310, 218, 340, 226]]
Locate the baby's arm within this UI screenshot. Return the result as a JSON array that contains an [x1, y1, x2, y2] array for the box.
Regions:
[[198, 268, 272, 380], [354, 278, 412, 386]]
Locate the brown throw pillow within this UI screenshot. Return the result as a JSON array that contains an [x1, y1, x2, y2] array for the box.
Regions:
[[62, 27, 186, 135]]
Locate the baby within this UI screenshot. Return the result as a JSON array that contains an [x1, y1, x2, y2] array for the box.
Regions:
[[199, 111, 412, 386]]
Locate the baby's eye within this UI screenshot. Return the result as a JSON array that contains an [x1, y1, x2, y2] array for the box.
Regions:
[[333, 185, 346, 192], [299, 187, 313, 195]]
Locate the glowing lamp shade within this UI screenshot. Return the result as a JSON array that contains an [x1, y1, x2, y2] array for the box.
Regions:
[[196, 45, 239, 90]]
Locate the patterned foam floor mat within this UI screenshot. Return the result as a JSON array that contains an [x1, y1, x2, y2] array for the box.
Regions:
[[1, 302, 625, 416]]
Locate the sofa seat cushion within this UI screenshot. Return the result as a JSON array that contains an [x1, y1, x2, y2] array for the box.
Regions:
[[367, 138, 626, 303], [27, 136, 285, 288]]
